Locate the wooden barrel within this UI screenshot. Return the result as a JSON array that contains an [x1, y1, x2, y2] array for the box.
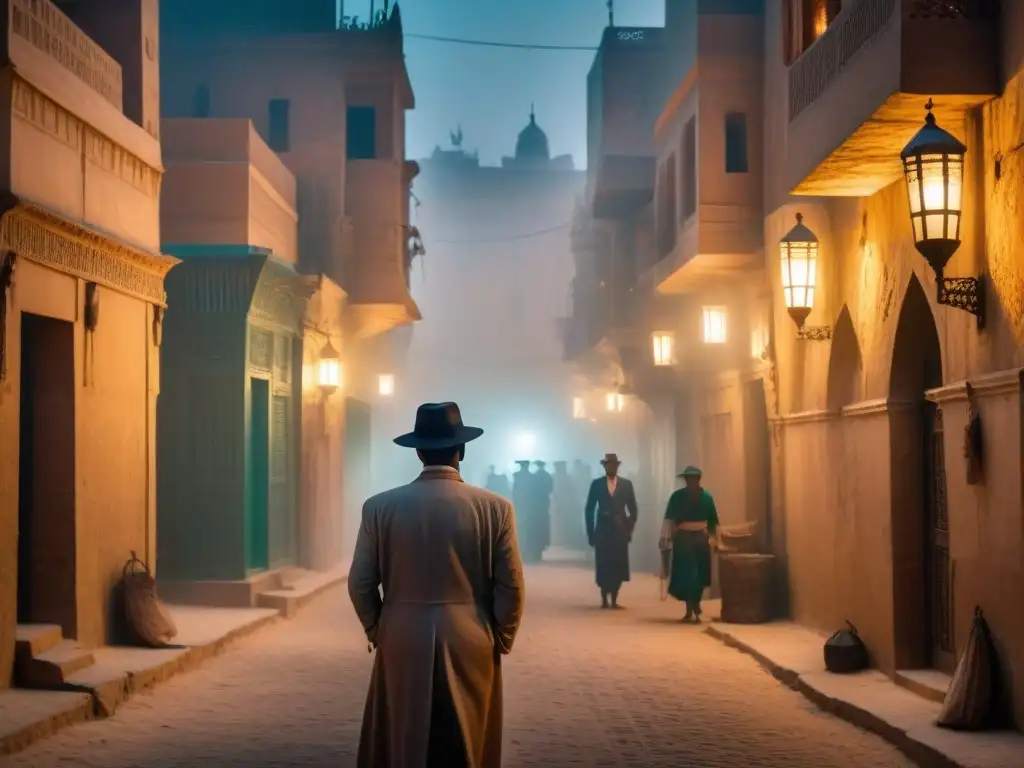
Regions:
[[719, 553, 775, 624]]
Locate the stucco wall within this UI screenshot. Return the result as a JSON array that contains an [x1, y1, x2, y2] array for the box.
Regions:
[[0, 260, 156, 687], [762, 0, 1024, 724]]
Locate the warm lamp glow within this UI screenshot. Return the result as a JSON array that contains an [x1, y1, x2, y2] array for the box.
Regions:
[[605, 392, 624, 413], [317, 341, 342, 392], [378, 373, 395, 397], [573, 396, 586, 420], [651, 331, 675, 367], [900, 100, 966, 275], [779, 212, 819, 328], [701, 307, 727, 345]]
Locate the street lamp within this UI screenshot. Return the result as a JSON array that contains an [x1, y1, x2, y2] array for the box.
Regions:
[[378, 373, 395, 397], [651, 331, 675, 367], [900, 98, 983, 326], [779, 213, 831, 341], [317, 340, 342, 394], [701, 306, 727, 345]]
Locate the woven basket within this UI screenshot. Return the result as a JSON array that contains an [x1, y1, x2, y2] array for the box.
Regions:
[[719, 553, 775, 624]]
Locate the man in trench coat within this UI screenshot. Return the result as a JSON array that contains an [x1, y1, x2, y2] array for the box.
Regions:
[[348, 402, 526, 768], [583, 453, 638, 609]]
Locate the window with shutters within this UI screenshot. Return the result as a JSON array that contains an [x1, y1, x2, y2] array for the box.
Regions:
[[268, 395, 294, 566], [725, 112, 749, 174], [268, 99, 290, 152], [681, 117, 697, 221], [347, 106, 377, 159]]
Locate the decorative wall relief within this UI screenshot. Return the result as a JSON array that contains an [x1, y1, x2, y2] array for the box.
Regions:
[[152, 306, 164, 347], [964, 383, 983, 485], [0, 252, 16, 381]]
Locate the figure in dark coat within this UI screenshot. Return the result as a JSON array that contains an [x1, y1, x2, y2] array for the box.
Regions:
[[526, 460, 553, 562], [511, 460, 535, 559], [584, 453, 638, 609], [484, 464, 511, 498]]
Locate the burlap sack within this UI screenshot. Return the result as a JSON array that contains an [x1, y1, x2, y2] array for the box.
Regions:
[[122, 551, 178, 647], [937, 607, 994, 730]]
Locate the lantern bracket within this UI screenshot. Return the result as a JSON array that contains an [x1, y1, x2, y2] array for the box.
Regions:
[[796, 325, 833, 342], [936, 273, 985, 328]]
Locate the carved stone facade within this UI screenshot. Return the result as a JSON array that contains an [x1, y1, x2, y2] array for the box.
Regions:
[[0, 202, 176, 306]]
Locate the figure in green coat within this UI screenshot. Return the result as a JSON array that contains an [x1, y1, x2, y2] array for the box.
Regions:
[[660, 465, 720, 623]]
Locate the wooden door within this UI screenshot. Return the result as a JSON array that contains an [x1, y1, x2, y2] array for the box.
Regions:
[[924, 403, 954, 673]]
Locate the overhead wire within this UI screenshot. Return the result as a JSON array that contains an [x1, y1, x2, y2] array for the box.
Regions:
[[428, 222, 572, 245], [404, 32, 598, 51]]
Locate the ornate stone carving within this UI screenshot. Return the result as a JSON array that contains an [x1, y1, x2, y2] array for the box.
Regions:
[[10, 0, 123, 109], [0, 252, 16, 380], [249, 327, 273, 372], [0, 202, 178, 306], [12, 78, 161, 198]]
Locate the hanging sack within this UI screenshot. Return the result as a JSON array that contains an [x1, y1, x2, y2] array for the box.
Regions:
[[824, 620, 869, 674], [937, 607, 994, 731], [122, 551, 178, 647]]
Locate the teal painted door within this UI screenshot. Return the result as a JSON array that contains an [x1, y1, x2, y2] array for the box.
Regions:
[[268, 394, 295, 567], [247, 378, 270, 571]]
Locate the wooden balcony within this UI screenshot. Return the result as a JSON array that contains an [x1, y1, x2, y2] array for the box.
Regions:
[[786, 0, 999, 197]]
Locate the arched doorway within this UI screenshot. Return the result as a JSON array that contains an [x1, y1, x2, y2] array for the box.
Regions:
[[889, 275, 952, 672]]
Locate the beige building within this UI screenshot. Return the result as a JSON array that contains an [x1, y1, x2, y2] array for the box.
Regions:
[[0, 0, 176, 687], [763, 0, 1023, 725], [570, 0, 1024, 728], [158, 2, 418, 567]]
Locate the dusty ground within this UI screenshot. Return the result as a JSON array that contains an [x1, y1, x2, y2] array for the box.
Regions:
[[0, 565, 916, 767]]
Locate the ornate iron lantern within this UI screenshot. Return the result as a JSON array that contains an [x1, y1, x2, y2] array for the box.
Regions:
[[779, 213, 831, 341], [900, 99, 983, 326], [317, 340, 342, 394]]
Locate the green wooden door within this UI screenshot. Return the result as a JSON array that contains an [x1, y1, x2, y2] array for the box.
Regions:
[[268, 394, 295, 567], [246, 377, 270, 571]]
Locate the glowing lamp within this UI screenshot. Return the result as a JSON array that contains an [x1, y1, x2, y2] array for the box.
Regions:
[[651, 331, 675, 367], [572, 396, 586, 420], [701, 306, 727, 345], [779, 213, 818, 329], [605, 392, 624, 413], [900, 99, 965, 277], [317, 341, 342, 393], [378, 373, 395, 397]]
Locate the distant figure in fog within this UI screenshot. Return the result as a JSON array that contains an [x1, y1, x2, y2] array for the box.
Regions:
[[584, 453, 638, 609], [484, 464, 511, 498], [511, 460, 535, 559], [661, 465, 719, 623], [522, 460, 552, 562], [348, 402, 526, 768]]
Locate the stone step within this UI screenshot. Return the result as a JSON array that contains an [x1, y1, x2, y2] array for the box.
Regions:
[[17, 640, 96, 688], [14, 624, 64, 658]]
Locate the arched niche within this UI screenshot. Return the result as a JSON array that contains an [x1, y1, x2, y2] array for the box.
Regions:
[[826, 305, 863, 411]]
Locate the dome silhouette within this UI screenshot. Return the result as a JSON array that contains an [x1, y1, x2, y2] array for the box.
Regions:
[[514, 106, 550, 162]]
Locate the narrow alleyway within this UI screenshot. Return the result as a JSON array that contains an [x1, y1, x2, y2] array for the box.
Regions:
[[1, 566, 915, 767]]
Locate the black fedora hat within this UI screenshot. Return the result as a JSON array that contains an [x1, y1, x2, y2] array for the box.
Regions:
[[393, 402, 484, 450]]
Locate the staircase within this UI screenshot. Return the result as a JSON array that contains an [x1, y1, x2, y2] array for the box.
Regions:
[[14, 624, 96, 688]]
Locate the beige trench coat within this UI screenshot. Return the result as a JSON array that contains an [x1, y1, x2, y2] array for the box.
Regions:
[[348, 466, 526, 768]]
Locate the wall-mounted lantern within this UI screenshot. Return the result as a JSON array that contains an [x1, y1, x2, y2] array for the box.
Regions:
[[572, 396, 586, 420], [651, 331, 675, 367], [701, 306, 728, 345], [317, 340, 342, 394], [378, 373, 395, 397], [900, 99, 984, 326], [779, 213, 832, 341], [605, 391, 625, 413]]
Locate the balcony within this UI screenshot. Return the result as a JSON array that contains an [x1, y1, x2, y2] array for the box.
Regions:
[[786, 0, 999, 197]]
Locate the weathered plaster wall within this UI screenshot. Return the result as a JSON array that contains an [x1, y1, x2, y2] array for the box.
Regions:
[[762, 0, 1024, 724], [0, 261, 156, 687]]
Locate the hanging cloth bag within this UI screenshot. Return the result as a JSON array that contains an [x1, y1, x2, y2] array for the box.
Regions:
[[824, 620, 869, 674], [122, 551, 178, 647]]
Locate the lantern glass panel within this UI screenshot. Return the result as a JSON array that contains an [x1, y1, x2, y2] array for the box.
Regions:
[[379, 374, 395, 396], [318, 358, 341, 389], [780, 238, 818, 312], [904, 152, 964, 244]]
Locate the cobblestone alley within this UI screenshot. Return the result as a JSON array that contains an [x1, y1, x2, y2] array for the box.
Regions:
[[1, 565, 916, 767]]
